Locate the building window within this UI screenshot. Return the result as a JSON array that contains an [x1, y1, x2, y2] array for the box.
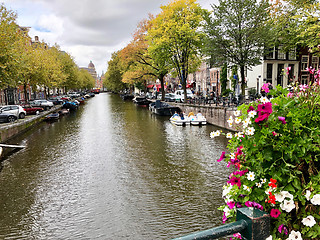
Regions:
[[267, 64, 273, 82], [277, 64, 284, 86], [277, 45, 286, 60], [311, 56, 319, 70], [288, 64, 295, 82], [301, 55, 309, 71], [265, 47, 275, 59], [288, 48, 296, 60], [301, 75, 308, 85]]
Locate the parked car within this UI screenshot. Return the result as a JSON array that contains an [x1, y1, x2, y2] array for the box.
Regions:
[[48, 96, 64, 105], [0, 112, 17, 123], [22, 105, 44, 115], [174, 89, 194, 102], [0, 105, 26, 119], [165, 93, 175, 102], [29, 100, 54, 110]]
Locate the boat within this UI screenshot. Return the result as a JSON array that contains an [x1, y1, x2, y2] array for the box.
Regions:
[[133, 96, 152, 107], [58, 108, 70, 115], [44, 112, 60, 121], [149, 100, 181, 116], [120, 93, 134, 100], [169, 114, 190, 126], [189, 113, 207, 126], [62, 101, 78, 111]]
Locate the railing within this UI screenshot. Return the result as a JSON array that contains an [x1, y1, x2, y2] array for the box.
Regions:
[[172, 207, 270, 240]]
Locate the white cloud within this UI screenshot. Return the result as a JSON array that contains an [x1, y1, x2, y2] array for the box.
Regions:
[[2, 0, 216, 74]]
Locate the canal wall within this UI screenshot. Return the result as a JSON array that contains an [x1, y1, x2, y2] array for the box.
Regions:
[[0, 106, 61, 143], [171, 103, 237, 131]]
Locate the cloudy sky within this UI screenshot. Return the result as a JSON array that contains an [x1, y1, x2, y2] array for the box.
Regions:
[[2, 0, 215, 75]]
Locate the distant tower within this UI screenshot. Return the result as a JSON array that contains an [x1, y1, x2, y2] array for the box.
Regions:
[[87, 61, 97, 80]]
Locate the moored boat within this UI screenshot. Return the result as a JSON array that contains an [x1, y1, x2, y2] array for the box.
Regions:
[[170, 113, 190, 126], [149, 100, 181, 116], [44, 112, 60, 121], [133, 96, 151, 107], [189, 113, 207, 126]]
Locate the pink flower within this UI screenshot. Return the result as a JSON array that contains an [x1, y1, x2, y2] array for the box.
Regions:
[[223, 212, 228, 223], [247, 106, 255, 113], [278, 224, 288, 235], [270, 208, 281, 218], [254, 113, 269, 123], [272, 131, 278, 136], [218, 151, 226, 162], [227, 201, 235, 209], [233, 233, 242, 239], [287, 92, 293, 98], [228, 176, 241, 188], [257, 102, 273, 115], [278, 116, 287, 124], [261, 83, 270, 93]]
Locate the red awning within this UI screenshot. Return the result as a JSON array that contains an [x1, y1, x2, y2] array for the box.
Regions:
[[186, 84, 192, 88], [147, 84, 154, 88]]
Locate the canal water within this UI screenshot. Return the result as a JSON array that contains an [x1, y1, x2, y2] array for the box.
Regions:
[[0, 93, 230, 240]]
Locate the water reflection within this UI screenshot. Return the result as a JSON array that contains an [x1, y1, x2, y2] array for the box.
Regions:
[[0, 93, 230, 239]]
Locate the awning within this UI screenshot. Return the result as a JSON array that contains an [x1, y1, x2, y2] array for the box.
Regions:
[[147, 84, 154, 88]]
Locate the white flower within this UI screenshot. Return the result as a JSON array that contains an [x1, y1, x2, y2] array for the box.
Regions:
[[210, 132, 216, 138], [255, 182, 262, 188], [230, 153, 235, 159], [261, 178, 267, 184], [248, 110, 257, 118], [222, 184, 233, 197], [302, 215, 316, 227], [237, 132, 244, 138], [228, 122, 233, 127], [247, 171, 255, 181], [275, 192, 285, 202], [305, 190, 311, 201], [243, 185, 251, 192], [246, 127, 255, 136], [260, 96, 270, 104], [242, 118, 251, 128], [287, 230, 302, 240], [275, 191, 293, 202], [223, 206, 231, 217], [234, 110, 241, 117], [226, 132, 233, 139], [311, 194, 320, 205], [265, 236, 272, 240], [235, 117, 241, 124], [280, 199, 295, 212]]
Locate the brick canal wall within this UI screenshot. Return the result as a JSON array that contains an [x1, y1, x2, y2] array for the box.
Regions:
[[170, 103, 237, 131]]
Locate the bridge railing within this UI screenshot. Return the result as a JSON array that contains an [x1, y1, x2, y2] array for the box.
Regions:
[[172, 207, 270, 240]]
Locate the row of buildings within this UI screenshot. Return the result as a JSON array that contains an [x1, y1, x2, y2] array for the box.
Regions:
[[147, 46, 319, 98]]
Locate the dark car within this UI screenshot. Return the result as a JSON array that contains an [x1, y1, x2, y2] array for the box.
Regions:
[[48, 96, 64, 105], [22, 105, 44, 115], [0, 112, 17, 123]]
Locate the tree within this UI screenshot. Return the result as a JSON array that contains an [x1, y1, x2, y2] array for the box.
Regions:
[[119, 16, 169, 100], [147, 0, 207, 102], [204, 0, 272, 96], [0, 4, 25, 88], [270, 0, 320, 56], [104, 51, 127, 92]]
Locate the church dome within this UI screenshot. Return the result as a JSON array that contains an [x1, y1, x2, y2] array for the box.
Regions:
[[88, 61, 95, 69]]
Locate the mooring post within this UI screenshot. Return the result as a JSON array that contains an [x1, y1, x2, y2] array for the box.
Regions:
[[236, 207, 270, 240]]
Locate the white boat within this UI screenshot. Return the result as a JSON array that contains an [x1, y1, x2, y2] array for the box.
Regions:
[[170, 114, 190, 126], [189, 114, 207, 126]]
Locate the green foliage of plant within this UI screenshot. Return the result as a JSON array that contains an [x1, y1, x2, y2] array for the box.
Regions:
[[212, 75, 320, 239]]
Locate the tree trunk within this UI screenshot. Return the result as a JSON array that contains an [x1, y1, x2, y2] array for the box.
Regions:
[[24, 83, 28, 104], [160, 73, 165, 101], [240, 65, 246, 97]]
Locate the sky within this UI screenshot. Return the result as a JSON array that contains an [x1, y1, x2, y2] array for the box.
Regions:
[[2, 0, 215, 76]]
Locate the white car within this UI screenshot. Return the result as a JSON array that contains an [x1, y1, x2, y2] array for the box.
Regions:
[[174, 89, 194, 102], [29, 100, 54, 110], [0, 105, 27, 119]]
